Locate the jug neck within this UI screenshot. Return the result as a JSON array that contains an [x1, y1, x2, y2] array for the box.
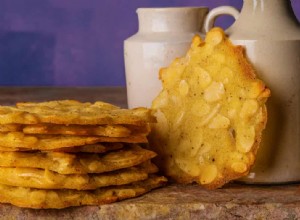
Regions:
[[228, 0, 300, 40], [241, 0, 297, 24], [137, 7, 208, 33]]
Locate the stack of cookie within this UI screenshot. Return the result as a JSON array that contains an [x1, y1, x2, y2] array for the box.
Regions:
[[0, 100, 166, 209]]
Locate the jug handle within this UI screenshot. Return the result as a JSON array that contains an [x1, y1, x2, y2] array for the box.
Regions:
[[204, 6, 240, 33]]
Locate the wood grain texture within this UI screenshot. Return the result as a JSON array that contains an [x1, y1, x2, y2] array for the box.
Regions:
[[0, 183, 300, 219], [0, 87, 127, 108]]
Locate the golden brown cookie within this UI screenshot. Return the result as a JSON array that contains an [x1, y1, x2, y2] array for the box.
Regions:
[[0, 175, 167, 209], [0, 145, 157, 174], [0, 161, 158, 190], [22, 123, 150, 137], [0, 123, 151, 138], [0, 143, 123, 153], [0, 132, 147, 150], [150, 28, 270, 189], [0, 100, 155, 125]]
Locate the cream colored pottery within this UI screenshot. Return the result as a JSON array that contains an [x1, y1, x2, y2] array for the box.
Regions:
[[206, 0, 300, 183], [124, 7, 209, 108]]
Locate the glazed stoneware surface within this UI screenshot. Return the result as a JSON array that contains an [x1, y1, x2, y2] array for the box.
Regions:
[[206, 0, 300, 183]]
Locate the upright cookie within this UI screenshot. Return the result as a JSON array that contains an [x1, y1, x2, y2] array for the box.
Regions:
[[150, 28, 270, 189]]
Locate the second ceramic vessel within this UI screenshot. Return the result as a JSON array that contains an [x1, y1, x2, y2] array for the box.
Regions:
[[205, 0, 300, 184]]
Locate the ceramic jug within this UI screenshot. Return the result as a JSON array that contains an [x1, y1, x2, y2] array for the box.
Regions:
[[205, 0, 300, 183], [124, 7, 211, 108]]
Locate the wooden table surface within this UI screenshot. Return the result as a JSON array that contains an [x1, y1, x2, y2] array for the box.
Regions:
[[0, 87, 300, 220], [0, 87, 127, 108]]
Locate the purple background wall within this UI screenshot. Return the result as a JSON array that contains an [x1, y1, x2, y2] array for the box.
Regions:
[[0, 0, 299, 86]]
